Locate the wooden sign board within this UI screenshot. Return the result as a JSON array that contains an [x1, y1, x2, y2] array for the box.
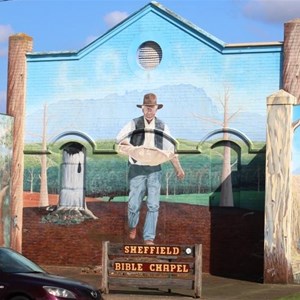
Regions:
[[101, 242, 202, 298]]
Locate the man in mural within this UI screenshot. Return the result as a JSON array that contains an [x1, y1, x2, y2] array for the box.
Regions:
[[117, 93, 185, 245]]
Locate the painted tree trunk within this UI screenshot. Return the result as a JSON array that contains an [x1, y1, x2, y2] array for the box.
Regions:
[[59, 150, 85, 208], [0, 185, 9, 246], [39, 104, 49, 207], [220, 140, 234, 207], [220, 95, 233, 207], [6, 34, 33, 252], [264, 90, 295, 283], [291, 174, 300, 271]]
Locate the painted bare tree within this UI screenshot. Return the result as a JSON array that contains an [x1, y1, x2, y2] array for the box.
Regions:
[[0, 117, 13, 246], [195, 86, 241, 206], [165, 171, 173, 198], [196, 169, 207, 194], [0, 185, 9, 246], [0, 145, 9, 246], [39, 103, 49, 207], [219, 89, 234, 207], [24, 152, 56, 198], [26, 104, 50, 207], [26, 167, 36, 193], [0, 115, 13, 246], [30, 104, 98, 224]]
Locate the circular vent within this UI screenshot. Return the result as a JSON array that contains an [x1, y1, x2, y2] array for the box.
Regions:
[[137, 41, 162, 70]]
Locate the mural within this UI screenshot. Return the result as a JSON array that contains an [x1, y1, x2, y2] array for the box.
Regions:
[[292, 105, 300, 258], [23, 2, 281, 229], [293, 105, 300, 176], [115, 92, 185, 244], [0, 114, 13, 246]]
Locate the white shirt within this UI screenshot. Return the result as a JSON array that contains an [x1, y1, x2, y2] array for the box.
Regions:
[[116, 117, 175, 165]]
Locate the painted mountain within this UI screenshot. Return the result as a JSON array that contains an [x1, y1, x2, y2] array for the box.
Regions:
[[25, 84, 266, 145]]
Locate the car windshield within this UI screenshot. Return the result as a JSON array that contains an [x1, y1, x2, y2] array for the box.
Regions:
[[0, 248, 45, 273]]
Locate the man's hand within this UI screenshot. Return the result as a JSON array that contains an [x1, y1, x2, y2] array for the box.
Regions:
[[171, 155, 185, 180], [176, 167, 185, 180]]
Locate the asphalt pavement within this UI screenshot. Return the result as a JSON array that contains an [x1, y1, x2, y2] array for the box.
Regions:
[[44, 266, 300, 300]]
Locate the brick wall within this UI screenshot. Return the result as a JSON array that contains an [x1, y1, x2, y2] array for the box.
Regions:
[[23, 202, 264, 281]]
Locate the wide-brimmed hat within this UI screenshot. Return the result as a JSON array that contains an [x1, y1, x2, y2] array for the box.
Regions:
[[137, 93, 163, 109]]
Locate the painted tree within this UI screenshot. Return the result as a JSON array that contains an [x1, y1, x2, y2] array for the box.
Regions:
[[39, 103, 49, 207], [24, 152, 53, 195], [195, 86, 241, 207], [0, 117, 13, 246], [26, 167, 36, 193], [219, 89, 233, 206], [59, 146, 85, 208], [165, 171, 173, 197], [196, 169, 207, 194], [0, 185, 9, 246], [27, 103, 99, 223], [25, 103, 50, 206]]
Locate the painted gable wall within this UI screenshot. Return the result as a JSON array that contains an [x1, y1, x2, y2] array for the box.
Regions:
[[26, 5, 282, 146], [24, 3, 282, 210]]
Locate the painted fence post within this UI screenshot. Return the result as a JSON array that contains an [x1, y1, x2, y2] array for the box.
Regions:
[[264, 90, 296, 283], [194, 244, 202, 298], [101, 241, 109, 294], [6, 33, 33, 252]]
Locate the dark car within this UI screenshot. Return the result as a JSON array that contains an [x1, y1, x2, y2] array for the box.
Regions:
[[0, 247, 103, 300]]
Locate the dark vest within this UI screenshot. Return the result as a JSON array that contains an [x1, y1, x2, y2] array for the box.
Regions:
[[128, 116, 165, 176], [130, 116, 165, 149]]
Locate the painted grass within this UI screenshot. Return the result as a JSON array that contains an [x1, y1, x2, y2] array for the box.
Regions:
[[277, 294, 300, 300], [111, 191, 265, 211]]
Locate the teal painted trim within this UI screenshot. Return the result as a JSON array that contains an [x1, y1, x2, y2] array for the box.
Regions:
[[197, 127, 265, 154], [24, 149, 118, 155], [26, 3, 158, 62], [176, 149, 201, 154], [149, 2, 225, 51], [26, 51, 78, 61], [50, 130, 97, 148], [223, 43, 283, 55], [24, 150, 51, 155], [26, 1, 283, 63], [93, 149, 118, 155], [49, 130, 117, 154]]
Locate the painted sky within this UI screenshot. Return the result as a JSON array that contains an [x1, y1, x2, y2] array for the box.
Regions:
[[1, 0, 300, 113], [293, 106, 300, 174]]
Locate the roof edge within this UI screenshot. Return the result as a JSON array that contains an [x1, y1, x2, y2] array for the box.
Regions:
[[26, 1, 284, 61], [225, 41, 283, 47]]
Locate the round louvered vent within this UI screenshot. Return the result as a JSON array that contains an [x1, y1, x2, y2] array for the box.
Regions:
[[137, 41, 162, 70]]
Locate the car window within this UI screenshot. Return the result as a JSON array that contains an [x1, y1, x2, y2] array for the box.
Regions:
[[0, 248, 45, 273]]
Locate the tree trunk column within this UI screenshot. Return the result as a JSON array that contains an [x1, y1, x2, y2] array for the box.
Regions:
[[264, 90, 296, 283], [283, 19, 300, 103], [6, 33, 33, 252]]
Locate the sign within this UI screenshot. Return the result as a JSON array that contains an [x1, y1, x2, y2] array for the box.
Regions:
[[114, 262, 190, 273], [123, 245, 181, 255], [111, 245, 191, 274], [101, 242, 202, 298]]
